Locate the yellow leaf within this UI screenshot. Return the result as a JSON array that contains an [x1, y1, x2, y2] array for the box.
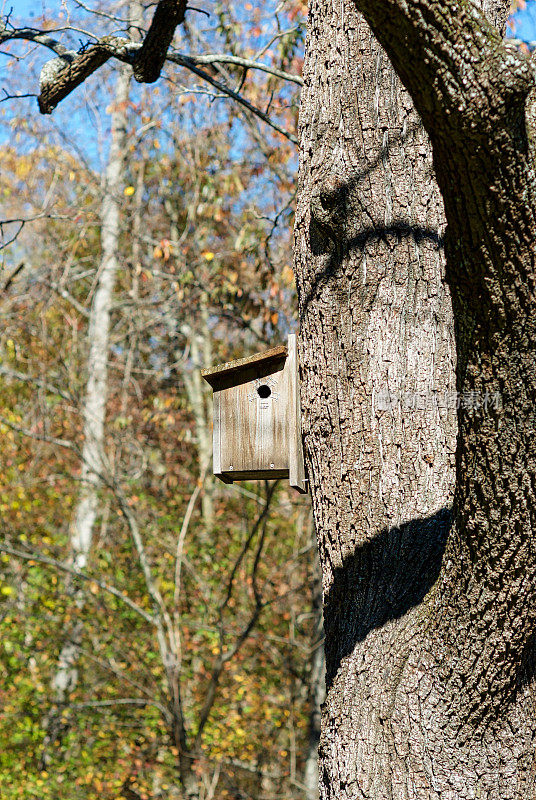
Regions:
[[1, 586, 14, 596], [281, 264, 295, 286], [202, 251, 215, 261], [124, 186, 135, 196]]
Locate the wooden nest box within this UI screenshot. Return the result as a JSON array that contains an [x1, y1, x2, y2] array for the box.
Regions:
[[202, 334, 307, 493]]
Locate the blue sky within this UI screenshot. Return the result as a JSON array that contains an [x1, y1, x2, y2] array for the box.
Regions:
[[7, 0, 50, 20], [6, 0, 536, 48], [7, 0, 536, 33], [511, 1, 536, 41]]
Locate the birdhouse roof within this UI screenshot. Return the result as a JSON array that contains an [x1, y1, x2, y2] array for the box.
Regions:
[[201, 344, 287, 389]]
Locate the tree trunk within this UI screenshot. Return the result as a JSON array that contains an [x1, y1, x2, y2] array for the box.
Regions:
[[47, 62, 130, 724], [303, 544, 325, 800], [295, 0, 536, 796], [71, 65, 130, 573], [181, 293, 214, 531]]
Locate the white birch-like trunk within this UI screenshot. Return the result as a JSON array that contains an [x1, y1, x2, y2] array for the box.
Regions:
[[303, 549, 325, 800], [181, 292, 214, 529], [71, 67, 129, 571], [50, 63, 130, 706]]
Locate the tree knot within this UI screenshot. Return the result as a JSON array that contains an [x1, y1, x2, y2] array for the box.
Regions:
[[310, 175, 349, 240]]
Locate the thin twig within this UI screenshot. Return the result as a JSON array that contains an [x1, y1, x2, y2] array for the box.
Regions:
[[167, 53, 298, 143], [170, 51, 303, 85], [0, 365, 74, 402], [0, 544, 156, 625]]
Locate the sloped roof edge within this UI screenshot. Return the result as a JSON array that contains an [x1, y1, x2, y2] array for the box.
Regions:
[[201, 344, 287, 388]]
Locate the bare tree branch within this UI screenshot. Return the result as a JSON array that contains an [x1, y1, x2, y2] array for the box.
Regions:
[[0, 543, 156, 625], [0, 261, 25, 291], [167, 54, 298, 143], [1, 9, 299, 141], [0, 413, 79, 454], [37, 36, 135, 113], [133, 0, 187, 83], [0, 22, 73, 57], [172, 51, 303, 85], [0, 364, 74, 402], [0, 214, 72, 252]]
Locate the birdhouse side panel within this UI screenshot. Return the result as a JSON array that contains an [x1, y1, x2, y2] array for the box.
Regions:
[[287, 334, 307, 492], [219, 369, 290, 476], [212, 390, 232, 483]]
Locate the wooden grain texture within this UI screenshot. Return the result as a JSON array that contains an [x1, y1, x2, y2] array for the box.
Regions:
[[212, 390, 221, 474], [288, 334, 307, 493], [219, 362, 289, 475], [204, 336, 306, 491], [201, 345, 287, 387]]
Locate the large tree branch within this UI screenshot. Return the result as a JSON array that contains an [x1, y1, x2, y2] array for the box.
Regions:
[[352, 0, 532, 138], [342, 0, 536, 718], [17, 0, 187, 112], [132, 0, 187, 82], [1, 12, 300, 140], [37, 37, 131, 113]]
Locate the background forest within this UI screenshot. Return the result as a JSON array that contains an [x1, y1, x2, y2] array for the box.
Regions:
[[0, 0, 532, 798]]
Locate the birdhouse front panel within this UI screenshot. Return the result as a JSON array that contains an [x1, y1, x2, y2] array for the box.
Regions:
[[216, 361, 290, 479], [202, 335, 307, 492]]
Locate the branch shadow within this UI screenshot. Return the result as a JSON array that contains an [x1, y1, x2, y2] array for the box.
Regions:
[[300, 138, 451, 687], [323, 507, 451, 688], [304, 218, 445, 316], [301, 123, 444, 315]]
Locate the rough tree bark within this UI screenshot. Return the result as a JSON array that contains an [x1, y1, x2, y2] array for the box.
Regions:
[[295, 0, 536, 797]]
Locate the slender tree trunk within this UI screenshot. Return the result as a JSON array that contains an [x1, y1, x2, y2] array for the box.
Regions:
[[303, 544, 325, 800], [71, 66, 129, 573], [181, 292, 214, 530], [45, 64, 130, 739], [165, 191, 214, 530], [296, 0, 536, 795]]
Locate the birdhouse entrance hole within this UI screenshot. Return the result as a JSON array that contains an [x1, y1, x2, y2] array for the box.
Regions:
[[257, 384, 271, 399]]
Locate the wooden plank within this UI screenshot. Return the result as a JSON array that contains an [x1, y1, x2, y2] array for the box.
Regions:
[[212, 390, 222, 475], [213, 390, 232, 483], [201, 345, 287, 388], [219, 469, 289, 481], [219, 361, 290, 474], [288, 333, 307, 493]]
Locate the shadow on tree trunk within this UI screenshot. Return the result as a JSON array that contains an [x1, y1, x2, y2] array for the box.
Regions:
[[305, 216, 444, 314], [323, 507, 451, 689]]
